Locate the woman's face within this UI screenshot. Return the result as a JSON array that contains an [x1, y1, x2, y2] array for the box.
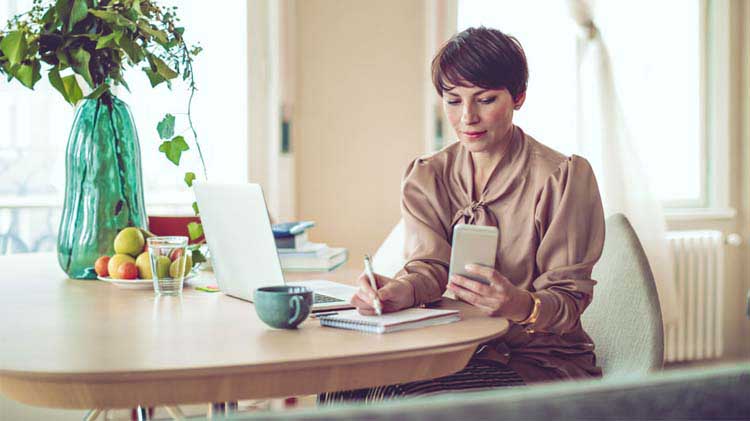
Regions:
[[443, 83, 525, 154]]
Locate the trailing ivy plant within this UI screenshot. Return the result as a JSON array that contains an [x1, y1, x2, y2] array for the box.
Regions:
[[0, 0, 207, 260]]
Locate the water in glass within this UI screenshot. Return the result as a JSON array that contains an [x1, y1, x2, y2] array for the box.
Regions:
[[147, 236, 188, 295]]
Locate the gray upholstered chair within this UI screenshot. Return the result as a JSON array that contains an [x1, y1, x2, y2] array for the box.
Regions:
[[585, 213, 665, 378], [372, 213, 665, 378]]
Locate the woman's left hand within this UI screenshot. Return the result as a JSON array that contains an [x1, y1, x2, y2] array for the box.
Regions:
[[447, 264, 533, 322]]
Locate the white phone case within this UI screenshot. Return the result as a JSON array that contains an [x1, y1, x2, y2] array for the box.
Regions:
[[448, 224, 499, 285]]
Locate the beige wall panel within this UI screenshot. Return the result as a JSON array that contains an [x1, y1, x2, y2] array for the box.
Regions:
[[293, 0, 427, 266]]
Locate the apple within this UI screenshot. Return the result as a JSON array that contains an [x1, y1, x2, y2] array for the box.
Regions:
[[108, 254, 136, 279], [135, 252, 152, 279], [114, 227, 145, 257], [117, 262, 138, 280], [169, 248, 184, 261], [94, 256, 110, 277]]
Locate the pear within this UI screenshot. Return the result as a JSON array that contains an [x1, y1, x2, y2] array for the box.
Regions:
[[114, 227, 145, 257], [169, 256, 188, 278], [184, 253, 193, 273], [155, 256, 171, 278]]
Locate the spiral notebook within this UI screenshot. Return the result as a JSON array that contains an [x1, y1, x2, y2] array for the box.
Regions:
[[318, 308, 461, 334]]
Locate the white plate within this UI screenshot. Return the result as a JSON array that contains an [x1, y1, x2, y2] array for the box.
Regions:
[[98, 273, 196, 289]]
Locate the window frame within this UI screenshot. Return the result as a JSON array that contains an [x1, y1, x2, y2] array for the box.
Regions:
[[448, 0, 735, 217]]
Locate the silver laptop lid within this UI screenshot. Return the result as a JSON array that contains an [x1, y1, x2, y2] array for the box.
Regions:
[[193, 182, 284, 301]]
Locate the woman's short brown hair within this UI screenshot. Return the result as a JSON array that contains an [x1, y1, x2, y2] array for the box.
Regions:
[[431, 26, 528, 101]]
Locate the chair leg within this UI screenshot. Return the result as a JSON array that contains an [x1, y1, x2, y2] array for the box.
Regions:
[[133, 406, 151, 421], [83, 409, 102, 421], [164, 405, 186, 420], [208, 401, 239, 418]]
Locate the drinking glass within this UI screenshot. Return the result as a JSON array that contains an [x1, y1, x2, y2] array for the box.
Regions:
[[147, 236, 188, 295]]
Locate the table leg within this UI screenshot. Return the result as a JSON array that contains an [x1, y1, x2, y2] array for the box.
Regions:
[[83, 409, 102, 421]]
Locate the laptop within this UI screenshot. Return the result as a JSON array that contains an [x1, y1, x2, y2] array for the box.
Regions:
[[193, 182, 357, 311]]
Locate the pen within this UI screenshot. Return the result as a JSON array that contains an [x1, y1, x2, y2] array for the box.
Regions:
[[364, 254, 382, 316], [313, 311, 339, 318]]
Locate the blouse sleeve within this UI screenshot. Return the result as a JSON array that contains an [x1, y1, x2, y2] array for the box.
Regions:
[[394, 157, 453, 306], [531, 155, 605, 334]]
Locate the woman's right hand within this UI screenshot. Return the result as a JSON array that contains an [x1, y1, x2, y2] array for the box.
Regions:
[[350, 273, 415, 315]]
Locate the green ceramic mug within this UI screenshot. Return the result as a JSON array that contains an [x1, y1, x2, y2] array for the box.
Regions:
[[254, 286, 313, 329]]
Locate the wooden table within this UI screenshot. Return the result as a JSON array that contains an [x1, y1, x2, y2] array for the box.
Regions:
[[0, 253, 509, 410]]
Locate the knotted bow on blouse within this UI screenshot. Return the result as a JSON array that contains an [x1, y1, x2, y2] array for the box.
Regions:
[[451, 198, 499, 228]]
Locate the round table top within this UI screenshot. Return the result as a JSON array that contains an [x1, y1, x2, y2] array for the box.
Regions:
[[0, 253, 509, 408]]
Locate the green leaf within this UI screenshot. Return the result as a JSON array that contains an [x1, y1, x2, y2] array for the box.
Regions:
[[88, 10, 136, 31], [184, 172, 196, 187], [55, 0, 72, 31], [187, 222, 203, 241], [191, 248, 207, 264], [95, 33, 117, 50], [191, 201, 200, 216], [68, 0, 88, 31], [48, 67, 67, 102], [158, 135, 189, 166], [62, 74, 83, 104], [0, 31, 28, 66], [149, 55, 178, 80], [114, 75, 130, 92], [85, 83, 109, 99], [14, 61, 41, 88], [2, 61, 15, 81], [137, 21, 168, 44], [157, 113, 175, 139], [48, 71, 84, 105], [143, 67, 165, 87], [70, 48, 93, 87], [55, 50, 69, 67], [41, 6, 56, 26], [131, 0, 143, 16]]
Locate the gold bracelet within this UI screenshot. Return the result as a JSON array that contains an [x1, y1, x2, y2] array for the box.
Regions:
[[517, 292, 541, 326]]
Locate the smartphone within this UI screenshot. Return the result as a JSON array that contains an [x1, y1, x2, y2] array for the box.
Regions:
[[448, 224, 499, 285]]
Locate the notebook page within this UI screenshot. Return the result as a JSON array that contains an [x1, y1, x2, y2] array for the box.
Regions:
[[323, 308, 460, 328]]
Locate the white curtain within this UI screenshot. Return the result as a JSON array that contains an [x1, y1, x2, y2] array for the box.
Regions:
[[567, 0, 679, 325]]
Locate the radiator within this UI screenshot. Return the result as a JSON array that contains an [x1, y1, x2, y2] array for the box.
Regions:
[[664, 230, 725, 362]]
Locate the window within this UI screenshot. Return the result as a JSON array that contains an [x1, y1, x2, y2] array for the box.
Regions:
[[457, 0, 705, 207], [0, 0, 248, 253]]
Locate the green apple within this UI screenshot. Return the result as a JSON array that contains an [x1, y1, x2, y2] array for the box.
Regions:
[[135, 252, 152, 279], [108, 254, 136, 279], [155, 256, 171, 278], [114, 227, 145, 257]]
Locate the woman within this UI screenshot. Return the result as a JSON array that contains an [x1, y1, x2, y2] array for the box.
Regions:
[[323, 26, 604, 402]]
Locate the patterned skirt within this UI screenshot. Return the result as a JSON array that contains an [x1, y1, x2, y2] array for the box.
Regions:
[[319, 358, 524, 404]]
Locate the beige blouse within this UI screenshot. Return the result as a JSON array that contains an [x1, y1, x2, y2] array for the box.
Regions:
[[395, 126, 605, 383]]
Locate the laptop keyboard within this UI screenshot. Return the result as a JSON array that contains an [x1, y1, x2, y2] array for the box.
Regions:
[[314, 293, 344, 304]]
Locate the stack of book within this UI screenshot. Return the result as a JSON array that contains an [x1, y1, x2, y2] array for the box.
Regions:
[[272, 221, 348, 271]]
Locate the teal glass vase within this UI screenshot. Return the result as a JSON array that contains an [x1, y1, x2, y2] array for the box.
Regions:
[[57, 94, 148, 279]]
